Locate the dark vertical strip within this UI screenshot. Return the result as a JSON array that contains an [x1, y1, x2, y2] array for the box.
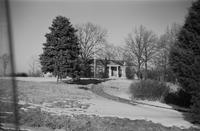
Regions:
[[4, 0, 20, 130]]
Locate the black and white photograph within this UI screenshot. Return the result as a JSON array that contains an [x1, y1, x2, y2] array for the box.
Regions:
[[0, 0, 200, 130]]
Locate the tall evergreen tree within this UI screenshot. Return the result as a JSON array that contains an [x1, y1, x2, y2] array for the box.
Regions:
[[40, 16, 80, 82], [169, 0, 200, 122]]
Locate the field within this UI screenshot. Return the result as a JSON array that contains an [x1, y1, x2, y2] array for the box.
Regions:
[[0, 77, 199, 131]]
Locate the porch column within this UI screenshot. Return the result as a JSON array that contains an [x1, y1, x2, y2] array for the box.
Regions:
[[109, 66, 112, 77], [122, 66, 126, 78], [122, 61, 127, 78], [117, 66, 119, 77]]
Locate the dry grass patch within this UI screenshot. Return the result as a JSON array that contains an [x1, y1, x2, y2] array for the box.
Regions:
[[17, 81, 94, 104], [18, 108, 200, 131]]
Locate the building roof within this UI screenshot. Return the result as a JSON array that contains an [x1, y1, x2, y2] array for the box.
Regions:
[[89, 59, 125, 66], [107, 60, 124, 66]]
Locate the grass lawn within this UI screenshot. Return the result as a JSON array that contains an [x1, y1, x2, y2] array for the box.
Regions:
[[0, 78, 199, 131], [17, 80, 94, 104]]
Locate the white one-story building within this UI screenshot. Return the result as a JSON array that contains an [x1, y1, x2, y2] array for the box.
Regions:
[[90, 59, 127, 78]]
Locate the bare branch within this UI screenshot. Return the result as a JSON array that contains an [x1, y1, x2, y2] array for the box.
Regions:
[[76, 22, 107, 61]]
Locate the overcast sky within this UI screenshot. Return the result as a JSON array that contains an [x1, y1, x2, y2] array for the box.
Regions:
[[2, 0, 193, 73]]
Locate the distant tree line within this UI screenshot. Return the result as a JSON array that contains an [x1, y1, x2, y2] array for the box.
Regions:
[[0, 53, 10, 76]]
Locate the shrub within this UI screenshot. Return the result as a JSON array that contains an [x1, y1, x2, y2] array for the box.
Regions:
[[164, 88, 192, 108], [145, 69, 160, 80], [164, 69, 177, 83], [80, 62, 92, 78], [144, 69, 176, 83], [126, 66, 135, 79], [28, 70, 42, 77], [129, 79, 170, 101], [8, 72, 28, 77], [96, 71, 106, 78], [191, 93, 200, 124]]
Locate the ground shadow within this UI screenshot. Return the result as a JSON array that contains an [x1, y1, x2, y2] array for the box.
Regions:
[[163, 103, 200, 129], [164, 90, 200, 128], [163, 102, 200, 128], [181, 111, 200, 127], [63, 78, 110, 85]]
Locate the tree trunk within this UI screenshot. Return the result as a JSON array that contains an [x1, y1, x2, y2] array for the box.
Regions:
[[60, 74, 62, 82], [57, 75, 59, 83], [163, 55, 167, 81], [104, 58, 108, 78], [144, 60, 147, 80], [94, 58, 96, 78], [144, 47, 148, 80], [137, 61, 141, 79], [3, 63, 7, 76], [3, 67, 6, 76]]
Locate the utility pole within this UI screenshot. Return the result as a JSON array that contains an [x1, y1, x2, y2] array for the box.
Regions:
[[5, 0, 20, 130]]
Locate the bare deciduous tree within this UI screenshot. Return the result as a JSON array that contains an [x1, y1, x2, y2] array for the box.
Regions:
[[125, 25, 157, 79], [76, 22, 107, 61], [76, 22, 107, 77], [0, 53, 10, 76], [142, 29, 157, 79], [125, 26, 146, 79], [98, 43, 124, 61], [154, 23, 181, 80], [29, 56, 41, 77]]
